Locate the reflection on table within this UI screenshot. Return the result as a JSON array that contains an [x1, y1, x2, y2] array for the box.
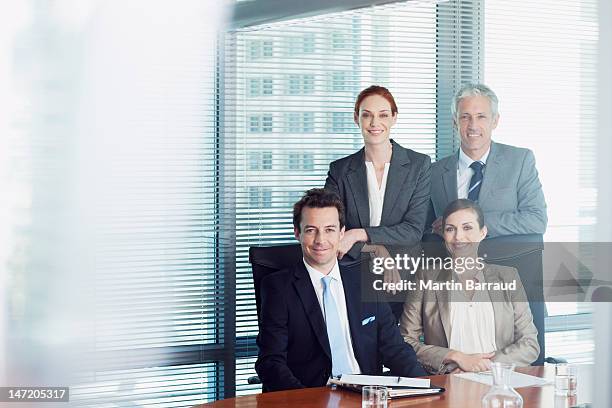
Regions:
[[199, 365, 592, 408]]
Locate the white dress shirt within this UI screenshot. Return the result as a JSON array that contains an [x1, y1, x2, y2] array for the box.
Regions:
[[365, 161, 390, 227], [447, 269, 497, 354], [457, 147, 490, 199], [304, 259, 362, 375]]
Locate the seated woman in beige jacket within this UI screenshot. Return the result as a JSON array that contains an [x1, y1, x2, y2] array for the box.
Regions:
[[400, 199, 539, 374]]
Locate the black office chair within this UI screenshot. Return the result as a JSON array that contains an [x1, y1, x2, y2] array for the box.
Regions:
[[247, 243, 304, 386], [249, 243, 304, 325], [480, 234, 547, 365]]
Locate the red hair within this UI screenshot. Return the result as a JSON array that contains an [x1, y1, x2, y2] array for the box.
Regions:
[[354, 85, 398, 119]]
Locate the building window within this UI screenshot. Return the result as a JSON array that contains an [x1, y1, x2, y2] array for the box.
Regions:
[[248, 116, 260, 132], [286, 190, 305, 205], [262, 40, 273, 57], [327, 151, 346, 163], [286, 113, 300, 133], [332, 112, 354, 133], [303, 75, 314, 93], [248, 39, 274, 59], [249, 151, 273, 170], [262, 79, 273, 95], [261, 115, 273, 132], [285, 112, 314, 133], [248, 78, 274, 97], [331, 31, 348, 49], [302, 33, 315, 54], [248, 186, 272, 208], [331, 71, 350, 92], [303, 112, 314, 132], [248, 114, 273, 132], [287, 74, 315, 95], [287, 152, 314, 171], [288, 75, 300, 95], [248, 79, 259, 97], [286, 33, 316, 55]]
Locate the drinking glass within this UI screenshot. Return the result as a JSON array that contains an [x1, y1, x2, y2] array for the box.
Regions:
[[555, 363, 578, 397], [362, 385, 388, 408]]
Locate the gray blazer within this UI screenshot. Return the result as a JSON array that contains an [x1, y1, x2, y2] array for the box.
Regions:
[[429, 142, 547, 237], [399, 264, 540, 374], [324, 140, 431, 260]]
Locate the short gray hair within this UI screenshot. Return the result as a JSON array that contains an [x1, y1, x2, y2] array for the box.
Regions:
[[451, 83, 499, 121]]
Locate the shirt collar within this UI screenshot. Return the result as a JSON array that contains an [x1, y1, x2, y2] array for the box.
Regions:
[[458, 145, 491, 171], [303, 258, 341, 282]]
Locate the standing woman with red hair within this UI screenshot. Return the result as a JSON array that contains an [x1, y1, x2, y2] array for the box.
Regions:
[[324, 85, 431, 311]]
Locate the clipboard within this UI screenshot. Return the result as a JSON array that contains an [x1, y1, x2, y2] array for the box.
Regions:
[[328, 376, 446, 399]]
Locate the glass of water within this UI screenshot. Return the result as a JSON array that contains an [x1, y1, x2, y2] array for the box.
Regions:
[[362, 385, 388, 408], [555, 363, 578, 397]]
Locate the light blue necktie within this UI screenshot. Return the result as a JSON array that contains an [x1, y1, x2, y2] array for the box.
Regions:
[[321, 275, 353, 376]]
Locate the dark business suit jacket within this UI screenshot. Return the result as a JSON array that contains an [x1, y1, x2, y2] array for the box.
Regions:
[[255, 262, 426, 392], [428, 142, 547, 236], [324, 140, 432, 260]]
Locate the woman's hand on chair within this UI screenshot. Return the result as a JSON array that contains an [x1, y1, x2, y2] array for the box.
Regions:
[[337, 229, 367, 259]]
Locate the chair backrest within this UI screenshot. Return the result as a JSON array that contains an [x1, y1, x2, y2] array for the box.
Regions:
[[481, 234, 545, 366], [249, 243, 303, 323]]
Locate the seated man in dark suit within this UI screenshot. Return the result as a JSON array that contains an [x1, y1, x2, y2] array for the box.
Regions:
[[255, 188, 426, 392]]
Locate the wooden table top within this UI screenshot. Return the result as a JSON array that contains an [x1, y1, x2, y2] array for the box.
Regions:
[[199, 366, 592, 408]]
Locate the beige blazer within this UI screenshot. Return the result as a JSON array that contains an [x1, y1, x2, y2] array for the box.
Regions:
[[399, 263, 539, 374]]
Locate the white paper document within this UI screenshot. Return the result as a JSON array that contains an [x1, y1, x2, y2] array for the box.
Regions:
[[338, 374, 431, 388], [455, 371, 553, 388]]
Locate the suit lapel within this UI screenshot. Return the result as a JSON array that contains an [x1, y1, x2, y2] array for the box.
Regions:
[[340, 266, 364, 365], [442, 153, 458, 206], [479, 142, 501, 204], [292, 264, 332, 359], [346, 149, 370, 227], [380, 141, 411, 224], [434, 269, 452, 343]]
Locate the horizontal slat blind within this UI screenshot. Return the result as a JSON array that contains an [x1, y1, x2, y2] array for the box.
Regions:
[[436, 0, 483, 159], [483, 0, 597, 356], [71, 363, 219, 407], [484, 0, 598, 242], [5, 1, 228, 405], [226, 0, 481, 395]]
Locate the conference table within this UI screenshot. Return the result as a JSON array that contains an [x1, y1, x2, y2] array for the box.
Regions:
[[199, 366, 592, 407]]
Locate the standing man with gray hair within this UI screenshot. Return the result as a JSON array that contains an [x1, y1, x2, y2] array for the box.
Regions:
[[428, 83, 547, 236]]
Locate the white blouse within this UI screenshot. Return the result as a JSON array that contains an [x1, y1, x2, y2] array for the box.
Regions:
[[365, 162, 390, 227], [448, 270, 497, 354]]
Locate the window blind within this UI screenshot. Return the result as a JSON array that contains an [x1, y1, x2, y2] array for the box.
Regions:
[[483, 0, 598, 338], [71, 2, 228, 404], [1, 1, 229, 406], [225, 0, 482, 395]]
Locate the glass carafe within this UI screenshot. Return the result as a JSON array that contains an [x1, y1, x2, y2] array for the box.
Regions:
[[481, 362, 524, 408]]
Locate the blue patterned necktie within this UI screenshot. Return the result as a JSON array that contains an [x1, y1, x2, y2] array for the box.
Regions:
[[468, 161, 485, 201], [321, 275, 353, 377]]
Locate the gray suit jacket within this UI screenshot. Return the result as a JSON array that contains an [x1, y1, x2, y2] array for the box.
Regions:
[[399, 264, 540, 374], [324, 140, 431, 260], [429, 142, 547, 237]]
